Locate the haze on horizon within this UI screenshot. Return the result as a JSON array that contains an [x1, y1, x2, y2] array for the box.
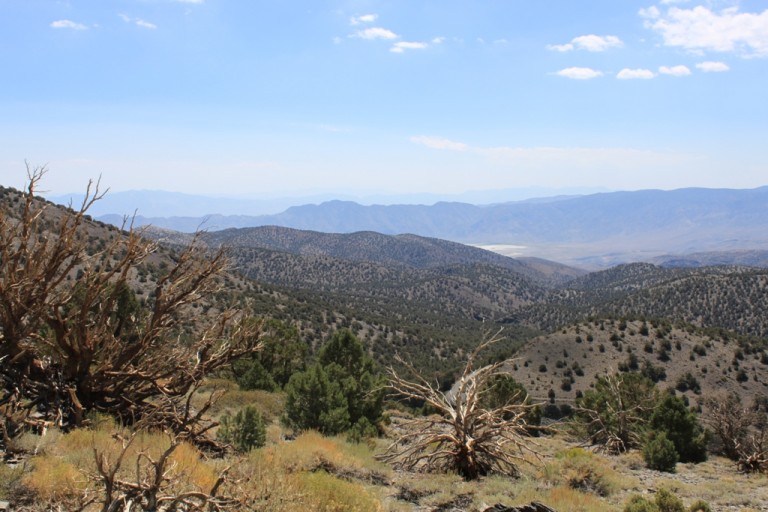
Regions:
[[1, 1, 767, 198]]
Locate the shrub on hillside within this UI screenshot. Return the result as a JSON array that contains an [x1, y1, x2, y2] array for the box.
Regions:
[[623, 489, 689, 512], [284, 330, 384, 435], [643, 431, 678, 472], [216, 406, 267, 452], [576, 373, 658, 453], [650, 393, 708, 463]]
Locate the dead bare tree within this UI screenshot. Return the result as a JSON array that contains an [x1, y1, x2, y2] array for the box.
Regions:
[[91, 431, 240, 512], [378, 333, 540, 480], [705, 392, 768, 473], [0, 166, 263, 449]]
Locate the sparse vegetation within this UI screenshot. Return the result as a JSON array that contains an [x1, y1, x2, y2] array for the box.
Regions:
[[2, 173, 768, 510]]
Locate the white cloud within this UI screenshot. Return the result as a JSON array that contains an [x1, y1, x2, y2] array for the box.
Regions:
[[556, 67, 604, 80], [696, 60, 730, 71], [135, 19, 157, 29], [432, 37, 446, 44], [639, 6, 661, 19], [660, 0, 689, 4], [617, 68, 656, 79], [494, 38, 509, 45], [547, 43, 574, 52], [573, 34, 624, 51], [646, 5, 768, 57], [119, 14, 158, 29], [410, 136, 468, 151], [350, 14, 377, 25], [547, 34, 623, 52], [50, 19, 87, 30], [353, 27, 398, 40], [390, 41, 428, 53], [659, 64, 691, 76]]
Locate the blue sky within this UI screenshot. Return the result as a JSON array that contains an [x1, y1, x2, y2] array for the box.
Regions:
[[1, 0, 767, 200]]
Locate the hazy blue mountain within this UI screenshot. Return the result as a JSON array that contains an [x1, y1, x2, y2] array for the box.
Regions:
[[97, 186, 768, 267], [46, 186, 604, 218]]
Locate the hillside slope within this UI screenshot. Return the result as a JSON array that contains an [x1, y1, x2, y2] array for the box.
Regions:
[[200, 225, 583, 285], [509, 319, 768, 406]]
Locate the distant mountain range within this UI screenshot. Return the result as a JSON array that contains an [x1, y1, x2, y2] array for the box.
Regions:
[[101, 187, 768, 267], [7, 183, 768, 379], [47, 186, 607, 218]]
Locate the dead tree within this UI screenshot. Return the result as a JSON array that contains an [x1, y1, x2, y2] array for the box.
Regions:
[[378, 334, 540, 480], [0, 166, 263, 449], [91, 416, 242, 512], [706, 392, 768, 473]]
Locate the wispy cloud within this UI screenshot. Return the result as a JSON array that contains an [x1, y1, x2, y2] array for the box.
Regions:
[[645, 5, 768, 57], [173, 0, 204, 3], [391, 41, 428, 53], [410, 136, 468, 151], [547, 34, 623, 52], [556, 67, 603, 80], [617, 68, 656, 79], [410, 136, 693, 176], [432, 37, 446, 44], [639, 6, 661, 19], [353, 27, 398, 40], [135, 19, 157, 29], [659, 64, 691, 76], [350, 14, 377, 25], [696, 60, 730, 72], [120, 13, 158, 29], [50, 19, 87, 30]]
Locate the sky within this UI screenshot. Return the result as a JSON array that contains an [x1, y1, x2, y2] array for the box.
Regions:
[[0, 0, 767, 201]]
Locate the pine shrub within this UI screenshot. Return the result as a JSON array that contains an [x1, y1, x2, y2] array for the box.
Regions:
[[217, 406, 267, 452], [655, 488, 685, 512], [643, 432, 678, 472]]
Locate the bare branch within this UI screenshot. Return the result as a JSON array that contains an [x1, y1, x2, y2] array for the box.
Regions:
[[378, 332, 541, 480]]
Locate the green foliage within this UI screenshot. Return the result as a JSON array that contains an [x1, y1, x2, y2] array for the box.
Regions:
[[481, 374, 541, 432], [216, 406, 266, 452], [643, 431, 678, 472], [576, 373, 658, 453], [641, 360, 667, 383], [233, 359, 277, 392], [283, 330, 384, 435], [346, 416, 379, 444], [233, 318, 307, 390], [675, 372, 702, 394], [623, 489, 687, 512], [284, 364, 350, 435], [649, 393, 708, 463], [624, 495, 659, 512], [655, 488, 685, 512]]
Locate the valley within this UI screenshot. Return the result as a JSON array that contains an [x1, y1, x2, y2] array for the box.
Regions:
[[3, 180, 768, 511]]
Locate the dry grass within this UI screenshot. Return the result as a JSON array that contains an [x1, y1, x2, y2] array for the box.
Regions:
[[9, 416, 768, 511], [194, 378, 286, 422]]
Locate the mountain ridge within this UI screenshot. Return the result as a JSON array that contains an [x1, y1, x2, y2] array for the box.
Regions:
[[104, 186, 768, 267]]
